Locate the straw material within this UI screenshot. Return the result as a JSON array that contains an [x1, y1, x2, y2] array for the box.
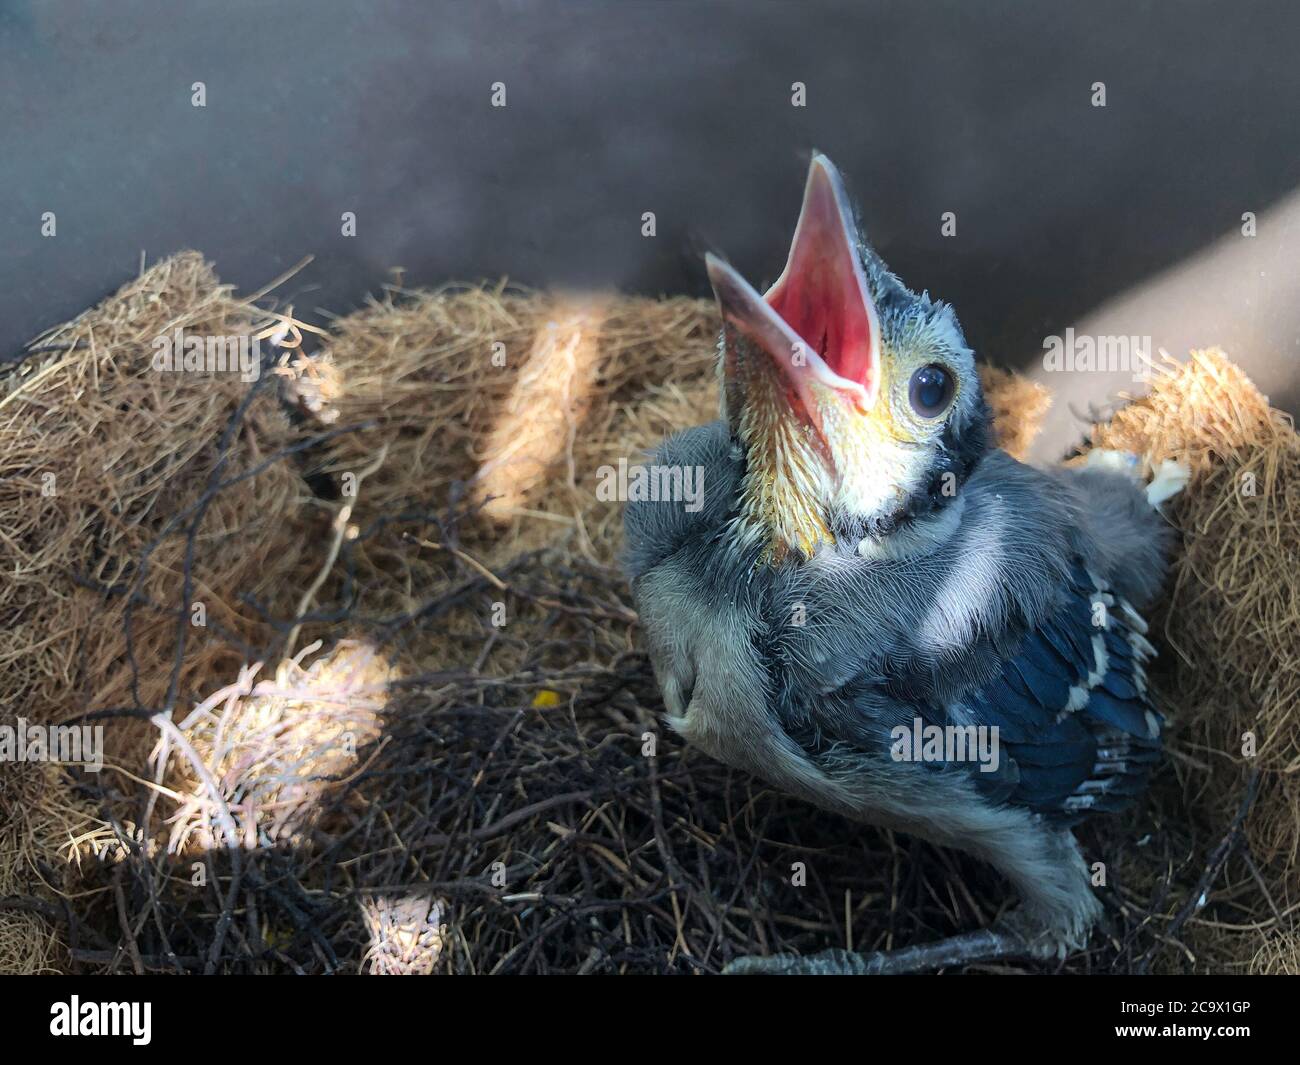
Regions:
[[1083, 351, 1300, 971], [1, 256, 1295, 974]]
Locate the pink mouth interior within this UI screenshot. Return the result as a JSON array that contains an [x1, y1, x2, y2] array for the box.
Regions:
[[764, 169, 876, 394]]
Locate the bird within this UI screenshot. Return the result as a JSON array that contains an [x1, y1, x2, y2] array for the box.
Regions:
[[622, 153, 1186, 974]]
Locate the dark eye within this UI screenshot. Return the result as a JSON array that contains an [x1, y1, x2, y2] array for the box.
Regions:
[[908, 364, 955, 418]]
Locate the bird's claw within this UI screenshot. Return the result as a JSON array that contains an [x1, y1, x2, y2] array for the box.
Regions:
[[723, 914, 1064, 975]]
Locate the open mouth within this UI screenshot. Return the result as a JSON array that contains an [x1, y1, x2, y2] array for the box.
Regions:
[[707, 153, 881, 415]]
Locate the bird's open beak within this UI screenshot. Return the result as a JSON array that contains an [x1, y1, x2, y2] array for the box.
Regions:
[[707, 154, 881, 422]]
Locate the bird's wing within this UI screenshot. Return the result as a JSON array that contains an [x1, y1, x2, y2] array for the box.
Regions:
[[948, 561, 1162, 822]]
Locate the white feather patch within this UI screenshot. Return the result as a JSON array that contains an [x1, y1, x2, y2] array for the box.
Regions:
[[1132, 662, 1148, 695], [1118, 598, 1150, 635], [1057, 684, 1092, 722], [1087, 633, 1109, 687], [1129, 630, 1157, 660]]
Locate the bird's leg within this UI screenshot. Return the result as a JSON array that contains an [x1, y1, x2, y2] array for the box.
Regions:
[[723, 915, 1057, 975]]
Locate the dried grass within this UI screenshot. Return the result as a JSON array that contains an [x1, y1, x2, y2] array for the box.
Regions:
[[0, 253, 329, 972], [316, 283, 719, 566], [980, 363, 1053, 461], [0, 257, 1295, 975], [0, 253, 311, 734], [1083, 350, 1300, 966]]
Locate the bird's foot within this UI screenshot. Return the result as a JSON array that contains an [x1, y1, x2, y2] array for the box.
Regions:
[[1144, 458, 1190, 507], [1084, 447, 1142, 478], [723, 913, 1060, 975], [1084, 447, 1189, 508]]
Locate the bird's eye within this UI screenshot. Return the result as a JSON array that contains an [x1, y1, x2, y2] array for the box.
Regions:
[[908, 364, 955, 418]]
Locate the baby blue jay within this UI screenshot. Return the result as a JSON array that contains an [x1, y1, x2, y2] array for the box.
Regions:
[[623, 155, 1184, 974]]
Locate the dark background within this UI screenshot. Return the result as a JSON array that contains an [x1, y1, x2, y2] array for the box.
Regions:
[[3, 1, 1298, 457]]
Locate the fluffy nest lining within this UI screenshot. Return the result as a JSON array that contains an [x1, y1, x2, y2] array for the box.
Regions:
[[0, 253, 1293, 974]]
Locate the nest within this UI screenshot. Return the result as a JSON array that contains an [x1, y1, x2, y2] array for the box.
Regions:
[[1087, 351, 1300, 965], [0, 255, 1294, 974]]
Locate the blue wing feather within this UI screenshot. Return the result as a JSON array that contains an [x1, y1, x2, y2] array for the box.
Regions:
[[965, 563, 1162, 822]]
